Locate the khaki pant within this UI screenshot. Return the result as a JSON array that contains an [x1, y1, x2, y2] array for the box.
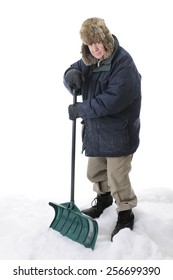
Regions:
[[87, 155, 137, 212]]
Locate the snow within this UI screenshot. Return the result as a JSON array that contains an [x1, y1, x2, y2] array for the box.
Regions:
[[0, 0, 173, 272], [0, 187, 173, 260]]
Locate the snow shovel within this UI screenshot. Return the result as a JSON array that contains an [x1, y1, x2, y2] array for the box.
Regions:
[[49, 94, 98, 250]]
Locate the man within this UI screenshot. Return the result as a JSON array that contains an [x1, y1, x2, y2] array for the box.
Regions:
[[63, 17, 141, 241]]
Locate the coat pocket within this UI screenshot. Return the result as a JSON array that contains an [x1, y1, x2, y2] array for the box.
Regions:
[[98, 119, 129, 155]]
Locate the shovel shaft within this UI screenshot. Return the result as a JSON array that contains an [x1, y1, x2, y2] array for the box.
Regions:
[[70, 93, 77, 203]]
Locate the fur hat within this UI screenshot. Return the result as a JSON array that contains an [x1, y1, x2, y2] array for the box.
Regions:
[[80, 17, 115, 65]]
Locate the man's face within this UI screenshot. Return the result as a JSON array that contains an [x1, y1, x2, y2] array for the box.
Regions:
[[88, 42, 106, 60]]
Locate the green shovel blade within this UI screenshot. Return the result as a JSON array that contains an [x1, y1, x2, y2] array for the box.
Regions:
[[49, 202, 98, 250]]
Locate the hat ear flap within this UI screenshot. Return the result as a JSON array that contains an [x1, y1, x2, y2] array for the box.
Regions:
[[81, 43, 97, 65]]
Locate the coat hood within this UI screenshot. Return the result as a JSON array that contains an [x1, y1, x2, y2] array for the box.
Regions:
[[80, 17, 117, 65]]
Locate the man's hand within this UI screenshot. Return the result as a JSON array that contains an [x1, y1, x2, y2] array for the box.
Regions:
[[68, 103, 82, 120], [64, 68, 82, 95]]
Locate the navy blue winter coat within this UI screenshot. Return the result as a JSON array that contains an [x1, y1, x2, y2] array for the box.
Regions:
[[65, 39, 141, 157]]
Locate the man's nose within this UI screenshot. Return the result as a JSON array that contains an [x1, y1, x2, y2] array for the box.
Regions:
[[92, 43, 98, 51]]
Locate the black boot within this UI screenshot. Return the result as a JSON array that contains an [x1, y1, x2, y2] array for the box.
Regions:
[[82, 192, 113, 218], [111, 209, 134, 241]]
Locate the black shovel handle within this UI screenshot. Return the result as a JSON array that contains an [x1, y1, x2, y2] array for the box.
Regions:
[[70, 92, 77, 203]]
